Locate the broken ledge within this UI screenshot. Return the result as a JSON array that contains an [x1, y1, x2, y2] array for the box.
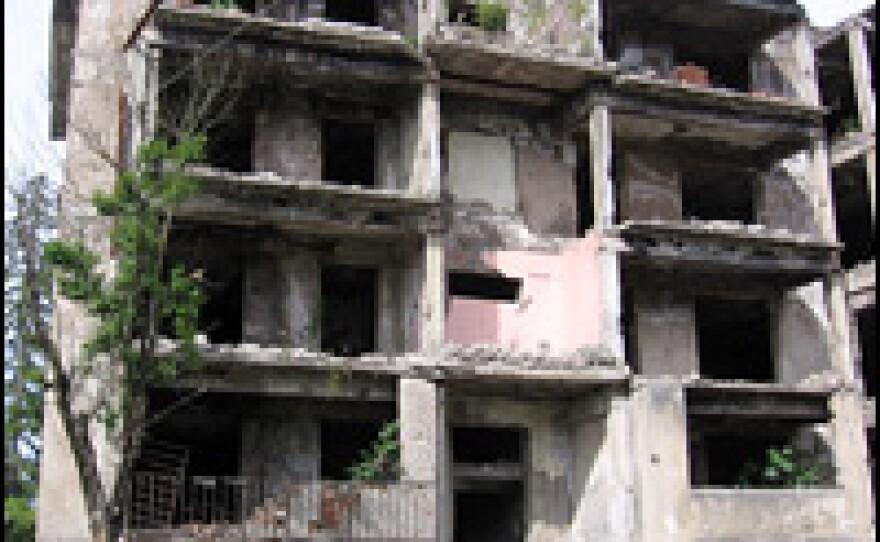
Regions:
[[613, 73, 825, 120], [178, 341, 628, 382], [187, 166, 440, 211], [617, 219, 840, 281], [831, 129, 876, 166]]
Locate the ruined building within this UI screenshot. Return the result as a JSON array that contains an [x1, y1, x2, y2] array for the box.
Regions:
[[40, 0, 875, 540]]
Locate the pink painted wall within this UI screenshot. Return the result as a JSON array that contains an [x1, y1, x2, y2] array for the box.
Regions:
[[445, 233, 605, 351]]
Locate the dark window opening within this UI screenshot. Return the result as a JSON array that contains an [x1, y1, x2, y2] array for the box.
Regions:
[[322, 119, 376, 187], [134, 390, 243, 527], [454, 483, 525, 542], [602, 2, 756, 93], [696, 297, 776, 382], [449, 272, 521, 303], [324, 0, 377, 26], [201, 263, 244, 345], [857, 307, 876, 398], [321, 265, 377, 356], [320, 419, 386, 480], [205, 112, 255, 173], [452, 426, 524, 465], [622, 286, 637, 372], [819, 39, 861, 140], [448, 0, 478, 25], [682, 167, 755, 223], [688, 416, 834, 488], [576, 139, 595, 235], [161, 247, 244, 346], [832, 162, 875, 268]]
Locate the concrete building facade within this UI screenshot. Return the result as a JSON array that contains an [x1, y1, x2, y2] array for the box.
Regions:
[[40, 0, 875, 540]]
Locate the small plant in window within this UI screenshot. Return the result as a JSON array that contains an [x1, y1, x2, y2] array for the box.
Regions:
[[210, 0, 240, 9], [347, 420, 401, 481], [475, 0, 508, 32], [737, 446, 823, 488]]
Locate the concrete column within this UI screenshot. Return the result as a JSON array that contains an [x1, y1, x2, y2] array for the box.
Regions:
[[829, 391, 875, 537], [590, 103, 614, 228], [810, 138, 838, 244], [848, 27, 876, 133], [589, 103, 624, 359], [418, 0, 441, 46], [632, 379, 690, 542], [847, 26, 877, 226], [416, 81, 441, 197], [420, 235, 446, 354], [826, 273, 856, 382], [399, 378, 450, 542], [792, 23, 821, 107]]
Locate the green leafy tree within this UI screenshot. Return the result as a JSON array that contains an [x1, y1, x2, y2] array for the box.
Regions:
[[12, 135, 209, 541], [348, 420, 401, 482], [5, 173, 54, 542], [475, 0, 508, 32]]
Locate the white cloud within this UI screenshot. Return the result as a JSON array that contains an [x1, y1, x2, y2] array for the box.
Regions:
[[802, 0, 874, 27]]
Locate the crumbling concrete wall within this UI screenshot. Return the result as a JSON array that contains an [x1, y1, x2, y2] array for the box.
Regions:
[[689, 488, 852, 539], [776, 284, 834, 385], [618, 147, 682, 221], [445, 234, 605, 353], [757, 24, 820, 105], [757, 157, 822, 236], [442, 97, 575, 236], [438, 0, 599, 57], [253, 92, 409, 188], [448, 394, 577, 542], [254, 104, 322, 180], [632, 291, 698, 377], [38, 1, 153, 540], [570, 391, 635, 542]]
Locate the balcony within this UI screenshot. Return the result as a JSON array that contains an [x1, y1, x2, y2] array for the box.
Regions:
[[178, 166, 441, 238], [124, 474, 433, 541], [617, 220, 839, 288], [149, 2, 425, 86], [604, 0, 812, 105], [426, 1, 609, 103]]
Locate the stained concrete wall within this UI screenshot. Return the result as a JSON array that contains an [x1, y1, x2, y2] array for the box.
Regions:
[[632, 291, 698, 377], [442, 97, 576, 238], [516, 144, 577, 237], [439, 0, 599, 57], [619, 148, 682, 221], [254, 105, 322, 181], [449, 392, 623, 542], [777, 283, 834, 385], [757, 157, 822, 236], [448, 131, 518, 211], [253, 94, 408, 189]]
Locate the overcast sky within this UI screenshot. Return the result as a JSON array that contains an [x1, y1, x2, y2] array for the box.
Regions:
[[3, 0, 875, 186]]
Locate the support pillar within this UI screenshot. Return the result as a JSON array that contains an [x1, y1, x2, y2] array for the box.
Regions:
[[847, 26, 876, 225], [590, 102, 624, 360], [399, 378, 450, 542], [632, 379, 690, 542]]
